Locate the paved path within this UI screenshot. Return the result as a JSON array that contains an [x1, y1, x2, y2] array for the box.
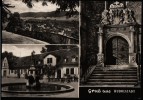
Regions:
[[2, 78, 79, 98], [2, 30, 49, 44]]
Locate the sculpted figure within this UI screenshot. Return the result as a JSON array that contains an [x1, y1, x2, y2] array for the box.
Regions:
[[109, 9, 113, 24], [101, 10, 109, 25], [123, 9, 130, 24], [128, 9, 135, 23]]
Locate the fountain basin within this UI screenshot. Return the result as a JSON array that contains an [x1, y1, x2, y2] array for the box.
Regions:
[[2, 83, 74, 94]]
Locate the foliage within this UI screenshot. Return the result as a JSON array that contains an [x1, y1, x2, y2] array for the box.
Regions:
[[6, 12, 24, 32], [43, 64, 55, 78], [22, 0, 79, 17], [80, 1, 105, 75], [40, 45, 77, 53], [2, 1, 14, 23], [2, 51, 18, 68]]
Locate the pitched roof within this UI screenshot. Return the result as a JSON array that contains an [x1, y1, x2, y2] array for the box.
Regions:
[[13, 47, 79, 69]]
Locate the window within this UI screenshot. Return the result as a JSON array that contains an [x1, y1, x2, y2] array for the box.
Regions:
[[75, 57, 78, 61], [14, 70, 17, 74], [21, 70, 23, 74], [64, 58, 68, 63], [72, 58, 76, 62], [3, 63, 6, 67], [24, 69, 27, 73], [72, 56, 78, 62], [11, 70, 13, 73], [30, 71, 33, 74], [38, 61, 41, 64], [47, 58, 52, 63], [71, 68, 74, 74], [66, 68, 69, 74]]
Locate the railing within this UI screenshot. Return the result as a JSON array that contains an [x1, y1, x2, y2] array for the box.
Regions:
[[80, 65, 96, 84], [14, 30, 79, 44]]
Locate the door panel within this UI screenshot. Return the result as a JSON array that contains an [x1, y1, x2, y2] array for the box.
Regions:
[[106, 37, 129, 65]]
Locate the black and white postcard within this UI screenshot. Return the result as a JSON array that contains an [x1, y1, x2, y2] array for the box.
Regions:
[[1, 0, 142, 100]]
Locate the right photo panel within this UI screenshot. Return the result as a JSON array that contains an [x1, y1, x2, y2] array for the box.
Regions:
[[80, 1, 141, 99]]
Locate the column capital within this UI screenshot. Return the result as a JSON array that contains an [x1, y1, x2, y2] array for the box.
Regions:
[[98, 26, 103, 35], [98, 32, 103, 36]]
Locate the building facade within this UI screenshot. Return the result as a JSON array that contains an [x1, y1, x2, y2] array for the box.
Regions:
[[2, 47, 79, 79]]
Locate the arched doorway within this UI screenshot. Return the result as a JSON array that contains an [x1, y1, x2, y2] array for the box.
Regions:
[[105, 36, 129, 65]]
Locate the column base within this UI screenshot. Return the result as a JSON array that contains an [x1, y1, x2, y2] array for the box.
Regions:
[[129, 53, 138, 67], [97, 53, 104, 67]]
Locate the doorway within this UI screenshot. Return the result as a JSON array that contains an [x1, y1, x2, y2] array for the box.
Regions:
[[105, 36, 129, 65]]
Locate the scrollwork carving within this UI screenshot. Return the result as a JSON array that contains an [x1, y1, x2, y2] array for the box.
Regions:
[[100, 1, 136, 25]]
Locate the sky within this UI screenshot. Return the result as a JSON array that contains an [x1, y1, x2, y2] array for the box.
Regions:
[[3, 0, 59, 13], [2, 45, 46, 57], [3, 0, 79, 13]]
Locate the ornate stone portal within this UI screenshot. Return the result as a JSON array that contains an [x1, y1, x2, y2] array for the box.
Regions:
[[97, 1, 138, 67], [101, 1, 135, 25]]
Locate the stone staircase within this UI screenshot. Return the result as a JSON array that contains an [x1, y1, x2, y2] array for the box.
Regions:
[[86, 67, 138, 86]]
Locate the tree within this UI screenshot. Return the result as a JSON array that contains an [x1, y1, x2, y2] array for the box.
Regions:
[[40, 45, 78, 53], [22, 0, 79, 17], [2, 51, 18, 69], [2, 1, 15, 22], [6, 12, 24, 32], [40, 47, 47, 53], [43, 64, 55, 80], [80, 1, 105, 76]]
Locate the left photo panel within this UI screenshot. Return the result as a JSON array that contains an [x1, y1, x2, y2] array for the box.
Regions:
[[2, 0, 79, 44], [2, 45, 79, 98]]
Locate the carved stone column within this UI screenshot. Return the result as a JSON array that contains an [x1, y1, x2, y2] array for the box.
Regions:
[[97, 26, 104, 67], [129, 26, 137, 67]]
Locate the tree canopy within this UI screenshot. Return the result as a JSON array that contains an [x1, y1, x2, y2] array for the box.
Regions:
[[22, 0, 79, 17], [2, 51, 18, 68], [41, 45, 77, 53]]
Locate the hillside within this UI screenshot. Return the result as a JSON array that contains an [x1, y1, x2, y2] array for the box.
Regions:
[[20, 11, 79, 18]]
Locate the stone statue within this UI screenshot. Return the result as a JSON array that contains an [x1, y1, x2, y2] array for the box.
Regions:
[[101, 10, 109, 25], [101, 1, 136, 25], [109, 9, 113, 24], [118, 9, 124, 24], [123, 9, 130, 24], [26, 73, 35, 88], [128, 9, 135, 23]]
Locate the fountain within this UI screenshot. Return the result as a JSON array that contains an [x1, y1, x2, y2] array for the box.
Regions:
[[2, 51, 74, 97], [1, 83, 74, 95]]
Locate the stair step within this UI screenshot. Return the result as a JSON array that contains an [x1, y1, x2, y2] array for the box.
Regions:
[[93, 69, 137, 71], [91, 73, 137, 76], [92, 71, 137, 74], [88, 79, 137, 82], [86, 82, 137, 85], [90, 76, 137, 79], [94, 67, 137, 69]]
